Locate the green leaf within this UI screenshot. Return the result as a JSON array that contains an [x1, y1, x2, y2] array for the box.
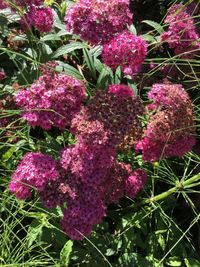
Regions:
[[60, 240, 73, 266], [90, 45, 102, 57], [83, 48, 97, 79], [114, 66, 122, 84], [127, 78, 138, 96], [184, 258, 200, 267], [166, 256, 182, 266], [157, 234, 165, 251], [2, 146, 16, 162], [128, 24, 137, 35], [118, 253, 151, 267], [105, 249, 115, 257], [142, 20, 164, 34], [96, 66, 113, 89], [52, 42, 87, 58], [27, 219, 43, 248], [41, 33, 61, 42], [141, 34, 157, 44], [56, 61, 83, 80]]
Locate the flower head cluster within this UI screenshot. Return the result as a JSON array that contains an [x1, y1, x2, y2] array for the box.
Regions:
[[136, 83, 196, 162], [65, 0, 133, 45], [0, 0, 43, 10], [72, 84, 144, 147], [61, 143, 115, 187], [15, 0, 43, 6], [9, 152, 60, 199], [39, 169, 77, 208], [102, 31, 147, 77], [0, 69, 6, 81], [101, 161, 132, 204], [21, 6, 54, 33], [10, 84, 147, 240], [125, 169, 148, 198], [61, 184, 106, 240], [161, 4, 200, 58], [15, 70, 86, 130], [0, 0, 7, 9], [59, 85, 146, 239], [148, 82, 191, 110]]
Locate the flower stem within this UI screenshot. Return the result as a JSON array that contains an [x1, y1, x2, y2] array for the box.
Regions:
[[144, 173, 200, 204]]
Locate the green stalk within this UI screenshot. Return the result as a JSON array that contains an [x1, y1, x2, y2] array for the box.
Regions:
[[145, 173, 200, 204]]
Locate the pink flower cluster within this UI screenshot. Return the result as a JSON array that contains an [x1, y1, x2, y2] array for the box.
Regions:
[[10, 84, 148, 240], [0, 69, 6, 81], [102, 31, 147, 77], [125, 169, 148, 198], [71, 84, 144, 147], [59, 84, 147, 239], [0, 0, 53, 33], [65, 0, 133, 45], [15, 69, 86, 130], [0, 0, 43, 10], [14, 0, 43, 7], [9, 152, 60, 199], [161, 4, 200, 58], [21, 5, 54, 33], [136, 83, 196, 162], [0, 0, 7, 9]]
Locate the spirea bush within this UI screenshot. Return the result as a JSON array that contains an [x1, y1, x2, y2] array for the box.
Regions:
[[0, 0, 200, 266]]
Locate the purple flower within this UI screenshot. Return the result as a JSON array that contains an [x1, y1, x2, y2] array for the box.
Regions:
[[9, 152, 60, 199], [65, 0, 133, 45], [136, 83, 196, 162], [15, 69, 86, 130], [102, 31, 147, 77], [125, 169, 148, 198], [0, 69, 6, 81], [21, 6, 54, 33], [161, 4, 200, 58]]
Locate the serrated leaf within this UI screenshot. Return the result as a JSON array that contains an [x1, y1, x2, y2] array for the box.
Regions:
[[60, 240, 73, 266], [142, 20, 164, 34], [52, 42, 87, 58]]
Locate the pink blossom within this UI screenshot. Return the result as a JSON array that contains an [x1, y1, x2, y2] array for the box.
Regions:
[[125, 169, 148, 198], [161, 4, 200, 58], [102, 31, 147, 77], [0, 0, 7, 9], [0, 70, 6, 81], [148, 83, 190, 110], [15, 70, 86, 130], [21, 6, 54, 33], [9, 152, 60, 199], [136, 83, 196, 162], [65, 0, 133, 45], [71, 85, 144, 147]]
